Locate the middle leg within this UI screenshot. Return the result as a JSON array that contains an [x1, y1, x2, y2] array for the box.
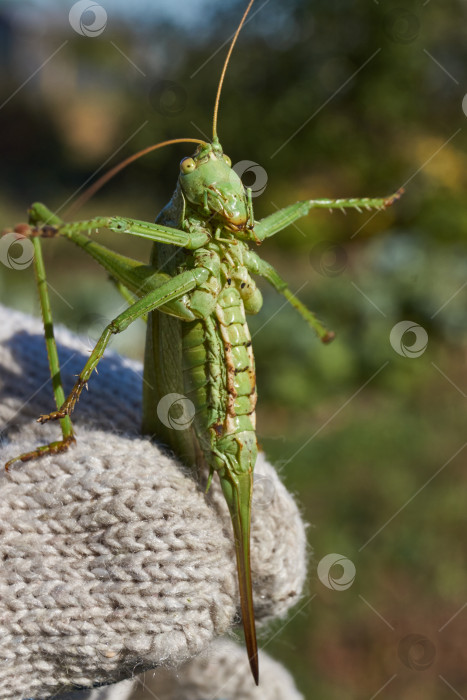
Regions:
[[245, 250, 334, 343], [39, 268, 204, 423]]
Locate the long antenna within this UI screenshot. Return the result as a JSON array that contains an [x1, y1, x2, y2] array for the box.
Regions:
[[212, 0, 255, 141], [65, 138, 205, 217]]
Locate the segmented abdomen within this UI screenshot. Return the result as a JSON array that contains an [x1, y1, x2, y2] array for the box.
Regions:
[[182, 285, 257, 464]]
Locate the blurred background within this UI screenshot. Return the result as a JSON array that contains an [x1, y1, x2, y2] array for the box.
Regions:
[[0, 0, 466, 697]]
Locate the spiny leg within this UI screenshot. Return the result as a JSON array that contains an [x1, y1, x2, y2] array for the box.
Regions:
[[245, 250, 334, 343], [22, 203, 174, 300], [5, 237, 75, 470], [38, 269, 203, 423], [253, 189, 403, 241], [15, 201, 210, 249]]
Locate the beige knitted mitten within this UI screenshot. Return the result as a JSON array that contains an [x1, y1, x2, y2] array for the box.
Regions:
[[0, 305, 308, 700]]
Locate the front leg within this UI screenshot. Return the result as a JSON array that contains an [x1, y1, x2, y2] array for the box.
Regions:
[[10, 202, 210, 249], [253, 189, 403, 241]]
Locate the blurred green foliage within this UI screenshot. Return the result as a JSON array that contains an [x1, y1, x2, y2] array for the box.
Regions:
[[0, 1, 466, 698]]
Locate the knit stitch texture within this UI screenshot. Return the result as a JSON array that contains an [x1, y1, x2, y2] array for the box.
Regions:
[[134, 639, 306, 700], [0, 305, 308, 700], [56, 640, 305, 700]]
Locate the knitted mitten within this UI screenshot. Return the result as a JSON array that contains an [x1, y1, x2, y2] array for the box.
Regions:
[[0, 305, 308, 700]]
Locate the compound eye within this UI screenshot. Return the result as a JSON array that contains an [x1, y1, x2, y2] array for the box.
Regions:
[[180, 157, 196, 174], [223, 154, 232, 167]]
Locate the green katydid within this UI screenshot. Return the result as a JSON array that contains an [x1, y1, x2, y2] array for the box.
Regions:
[[3, 0, 402, 684]]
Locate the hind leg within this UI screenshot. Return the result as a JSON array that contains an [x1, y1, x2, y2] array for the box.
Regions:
[[5, 235, 75, 470]]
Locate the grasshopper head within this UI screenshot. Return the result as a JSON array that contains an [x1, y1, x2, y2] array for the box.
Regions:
[[179, 142, 248, 232]]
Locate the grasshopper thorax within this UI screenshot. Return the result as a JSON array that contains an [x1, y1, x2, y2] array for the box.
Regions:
[[179, 142, 249, 233]]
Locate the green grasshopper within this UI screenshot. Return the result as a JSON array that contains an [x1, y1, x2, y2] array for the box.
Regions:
[[3, 0, 401, 684]]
